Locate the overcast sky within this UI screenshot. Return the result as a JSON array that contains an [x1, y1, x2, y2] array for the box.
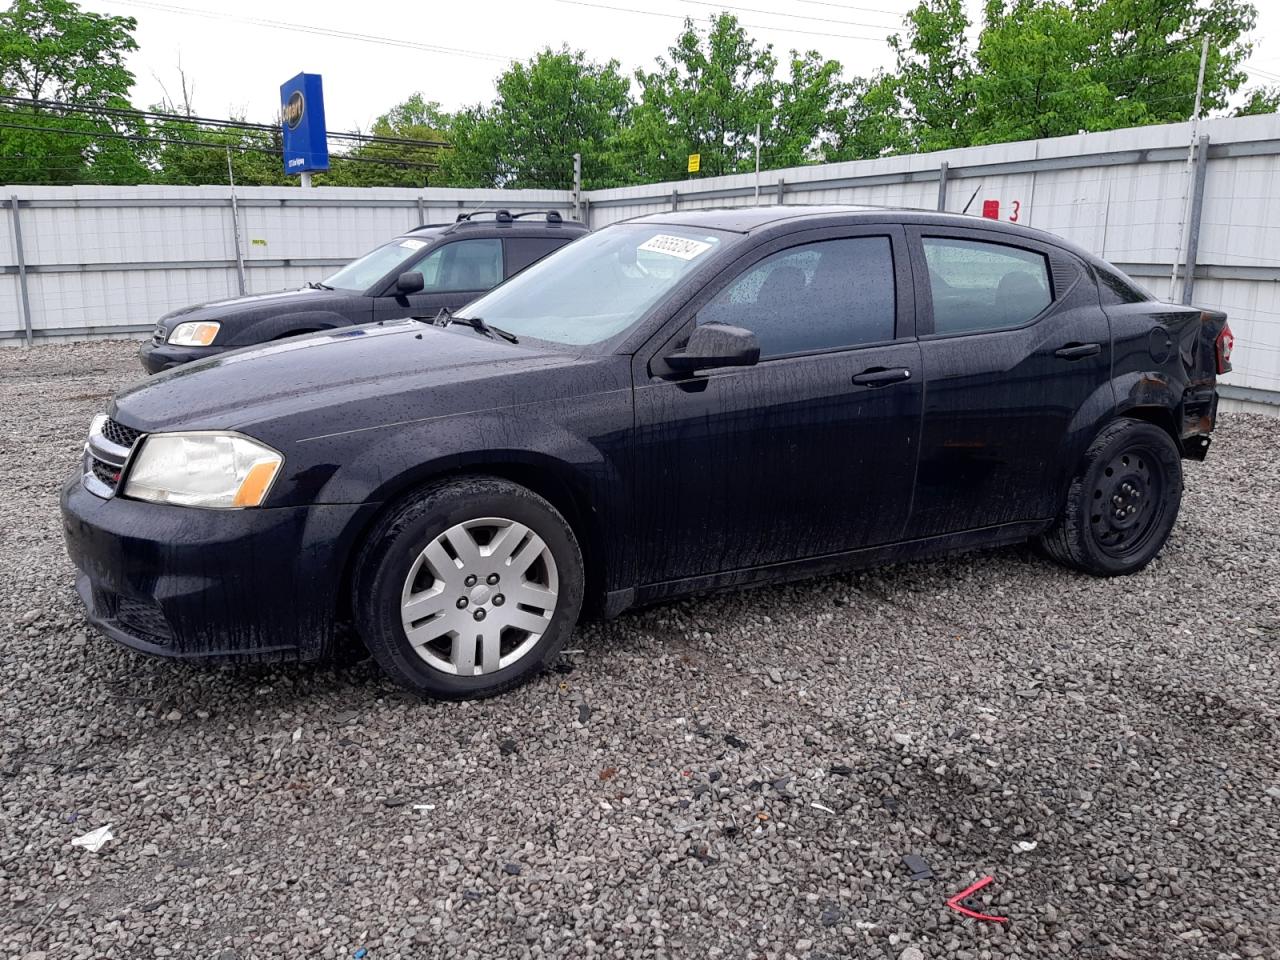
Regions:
[[82, 0, 1280, 134]]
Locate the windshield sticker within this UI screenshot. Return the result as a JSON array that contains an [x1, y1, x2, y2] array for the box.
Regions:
[[398, 239, 428, 250], [638, 235, 714, 261]]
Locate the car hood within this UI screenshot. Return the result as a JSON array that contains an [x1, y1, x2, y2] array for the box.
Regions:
[[157, 287, 347, 328], [110, 319, 583, 436]]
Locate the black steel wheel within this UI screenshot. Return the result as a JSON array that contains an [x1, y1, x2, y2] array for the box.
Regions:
[[1040, 418, 1183, 576]]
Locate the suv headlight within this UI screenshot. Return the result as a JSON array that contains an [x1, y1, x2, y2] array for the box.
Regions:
[[168, 321, 220, 346], [123, 432, 283, 508]]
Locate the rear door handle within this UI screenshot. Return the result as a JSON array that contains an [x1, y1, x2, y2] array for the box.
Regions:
[[1054, 342, 1102, 361], [852, 367, 912, 387]]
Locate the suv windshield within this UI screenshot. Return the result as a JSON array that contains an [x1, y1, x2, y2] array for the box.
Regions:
[[458, 224, 736, 346], [323, 237, 431, 292]]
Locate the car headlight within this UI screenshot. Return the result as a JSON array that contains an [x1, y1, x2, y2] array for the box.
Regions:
[[167, 321, 220, 346], [123, 432, 283, 508]]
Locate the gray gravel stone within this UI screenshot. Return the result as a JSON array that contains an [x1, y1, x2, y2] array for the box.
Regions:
[[2, 341, 1280, 959]]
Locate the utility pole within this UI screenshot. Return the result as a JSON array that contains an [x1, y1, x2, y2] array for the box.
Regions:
[[1170, 35, 1210, 301], [227, 147, 247, 296], [572, 153, 582, 221], [754, 122, 761, 203]]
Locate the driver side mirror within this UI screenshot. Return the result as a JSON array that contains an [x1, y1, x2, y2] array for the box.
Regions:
[[664, 323, 760, 373], [396, 272, 425, 294]]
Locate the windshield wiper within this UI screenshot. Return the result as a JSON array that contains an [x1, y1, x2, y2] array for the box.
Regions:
[[306, 280, 334, 290], [430, 308, 519, 343]]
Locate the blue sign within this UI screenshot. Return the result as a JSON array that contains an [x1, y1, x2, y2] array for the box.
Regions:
[[280, 72, 329, 174]]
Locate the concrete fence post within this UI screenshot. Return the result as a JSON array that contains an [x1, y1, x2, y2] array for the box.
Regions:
[[936, 161, 949, 211], [777, 178, 785, 206], [8, 195, 33, 346], [671, 189, 679, 212]]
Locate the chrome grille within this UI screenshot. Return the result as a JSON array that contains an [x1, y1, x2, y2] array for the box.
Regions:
[[101, 417, 142, 449], [83, 414, 144, 499]]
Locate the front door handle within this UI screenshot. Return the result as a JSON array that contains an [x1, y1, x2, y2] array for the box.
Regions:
[[1054, 342, 1102, 361], [852, 367, 912, 387]]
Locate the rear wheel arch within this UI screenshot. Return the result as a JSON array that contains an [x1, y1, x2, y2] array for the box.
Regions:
[[1119, 404, 1180, 450]]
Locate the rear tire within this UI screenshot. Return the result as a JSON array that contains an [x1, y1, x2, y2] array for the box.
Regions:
[[352, 476, 584, 699], [1039, 418, 1183, 576]]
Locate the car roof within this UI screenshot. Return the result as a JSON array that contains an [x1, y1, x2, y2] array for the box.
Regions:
[[623, 204, 1092, 256]]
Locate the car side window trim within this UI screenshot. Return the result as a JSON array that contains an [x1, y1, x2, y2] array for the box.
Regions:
[[905, 227, 1061, 340], [640, 223, 915, 377]]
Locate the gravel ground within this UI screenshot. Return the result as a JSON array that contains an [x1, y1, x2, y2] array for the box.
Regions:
[[2, 340, 1279, 960]]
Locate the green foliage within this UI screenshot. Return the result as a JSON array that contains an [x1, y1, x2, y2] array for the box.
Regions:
[[439, 48, 632, 189], [626, 15, 777, 180], [1235, 85, 1280, 116], [0, 0, 1270, 189], [881, 0, 976, 153], [321, 93, 450, 188], [0, 0, 145, 184], [149, 116, 289, 186]]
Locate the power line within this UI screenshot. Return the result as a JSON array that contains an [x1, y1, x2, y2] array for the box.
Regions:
[[0, 121, 441, 169], [0, 96, 451, 148], [552, 0, 893, 43], [678, 0, 898, 32], [105, 0, 519, 63]]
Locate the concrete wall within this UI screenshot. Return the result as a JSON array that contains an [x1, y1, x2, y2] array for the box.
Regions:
[[4, 114, 1278, 410]]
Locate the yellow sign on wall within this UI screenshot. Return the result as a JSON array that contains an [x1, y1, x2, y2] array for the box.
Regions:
[[687, 153, 701, 173]]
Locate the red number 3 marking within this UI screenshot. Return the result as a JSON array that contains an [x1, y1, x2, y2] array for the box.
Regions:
[[1009, 200, 1021, 223]]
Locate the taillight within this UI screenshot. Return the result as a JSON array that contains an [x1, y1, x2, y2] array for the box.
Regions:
[[1215, 322, 1234, 375]]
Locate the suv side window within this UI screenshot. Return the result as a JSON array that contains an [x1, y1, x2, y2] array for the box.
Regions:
[[406, 238, 503, 292], [698, 237, 896, 359], [923, 237, 1052, 335], [506, 237, 568, 276]]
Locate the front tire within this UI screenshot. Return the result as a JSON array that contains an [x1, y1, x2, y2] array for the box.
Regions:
[[1039, 418, 1183, 576], [352, 477, 584, 699]]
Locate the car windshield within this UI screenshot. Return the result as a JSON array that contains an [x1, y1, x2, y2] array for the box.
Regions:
[[458, 224, 736, 346], [323, 237, 431, 291]]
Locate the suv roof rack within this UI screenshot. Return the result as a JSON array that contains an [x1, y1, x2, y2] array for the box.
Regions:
[[511, 210, 564, 223], [455, 209, 513, 223], [452, 209, 568, 225]]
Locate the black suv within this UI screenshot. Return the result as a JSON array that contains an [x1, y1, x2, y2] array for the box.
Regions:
[[138, 210, 586, 373]]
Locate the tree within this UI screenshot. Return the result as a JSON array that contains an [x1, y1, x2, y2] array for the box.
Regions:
[[882, 0, 976, 153], [970, 0, 1124, 143], [1083, 0, 1258, 124], [322, 93, 452, 188], [625, 15, 777, 181], [770, 50, 857, 167], [0, 0, 147, 184], [440, 48, 631, 189], [150, 115, 289, 186], [1236, 84, 1280, 116]]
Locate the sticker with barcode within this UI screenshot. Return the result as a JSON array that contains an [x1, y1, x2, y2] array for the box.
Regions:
[[638, 234, 713, 260]]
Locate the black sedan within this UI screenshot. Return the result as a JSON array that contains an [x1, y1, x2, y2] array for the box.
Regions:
[[138, 210, 585, 373], [63, 206, 1233, 699]]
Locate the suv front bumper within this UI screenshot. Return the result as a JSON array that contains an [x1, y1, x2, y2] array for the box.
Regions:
[[138, 340, 227, 374]]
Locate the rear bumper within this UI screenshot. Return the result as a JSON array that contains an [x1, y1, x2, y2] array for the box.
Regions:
[[61, 472, 377, 661]]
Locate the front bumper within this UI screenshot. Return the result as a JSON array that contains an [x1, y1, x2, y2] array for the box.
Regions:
[[139, 340, 227, 374], [61, 472, 377, 662]]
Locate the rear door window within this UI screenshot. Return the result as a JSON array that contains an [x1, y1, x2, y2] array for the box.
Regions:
[[698, 236, 897, 359], [505, 237, 570, 276], [922, 237, 1052, 335]]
